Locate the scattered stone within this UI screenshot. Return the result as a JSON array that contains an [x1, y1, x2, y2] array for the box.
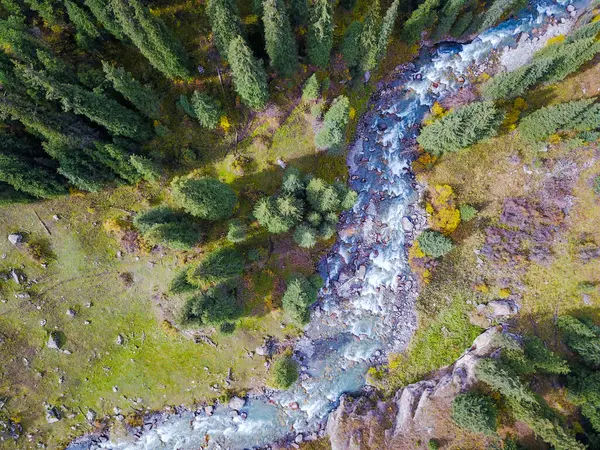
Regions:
[[8, 234, 23, 245], [228, 396, 245, 411], [66, 309, 76, 317], [356, 265, 367, 280], [40, 319, 47, 327], [45, 406, 61, 423], [275, 158, 287, 169], [84, 320, 91, 325], [47, 332, 62, 350], [86, 409, 97, 422], [204, 405, 214, 416], [15, 292, 30, 299], [255, 346, 267, 356], [487, 300, 519, 317], [116, 335, 124, 345], [295, 434, 304, 444], [401, 217, 414, 232], [10, 269, 21, 284], [566, 4, 575, 11], [112, 386, 119, 392], [116, 251, 122, 259], [53, 215, 60, 221]]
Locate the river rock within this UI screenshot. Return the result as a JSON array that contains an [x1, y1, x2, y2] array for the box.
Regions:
[[8, 234, 23, 245], [401, 217, 413, 232], [204, 405, 214, 416], [487, 300, 519, 317], [228, 396, 245, 411]]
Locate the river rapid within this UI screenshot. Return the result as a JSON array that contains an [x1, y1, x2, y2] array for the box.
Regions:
[[68, 1, 586, 448]]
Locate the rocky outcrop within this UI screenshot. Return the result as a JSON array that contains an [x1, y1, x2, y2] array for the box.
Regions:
[[327, 327, 501, 450]]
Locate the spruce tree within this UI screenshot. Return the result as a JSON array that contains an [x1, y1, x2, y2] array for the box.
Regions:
[[417, 101, 504, 154], [84, 0, 124, 39], [227, 35, 269, 110], [289, 0, 308, 27], [0, 149, 66, 198], [359, 0, 381, 72], [110, 0, 190, 79], [378, 0, 400, 60], [342, 21, 363, 69], [307, 0, 333, 68], [263, 0, 298, 77], [18, 64, 152, 141], [206, 0, 243, 60], [433, 0, 466, 39], [24, 0, 59, 25], [314, 95, 350, 151], [302, 73, 320, 101], [190, 91, 222, 129], [102, 61, 161, 120], [171, 176, 237, 221], [64, 0, 100, 46], [403, 0, 440, 45]]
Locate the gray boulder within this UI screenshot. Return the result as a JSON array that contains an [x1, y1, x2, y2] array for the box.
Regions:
[[8, 234, 23, 245], [47, 332, 62, 350], [487, 300, 519, 317], [228, 396, 245, 411]]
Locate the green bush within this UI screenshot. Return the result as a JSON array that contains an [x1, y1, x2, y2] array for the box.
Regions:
[[417, 231, 454, 258], [227, 219, 248, 243], [268, 352, 299, 389], [219, 322, 236, 334], [180, 284, 240, 327], [417, 101, 504, 155], [451, 392, 498, 434], [187, 247, 244, 289], [459, 204, 477, 221], [594, 176, 600, 196], [282, 274, 323, 325], [133, 207, 202, 250], [427, 439, 440, 450], [171, 176, 237, 221], [168, 268, 196, 295]]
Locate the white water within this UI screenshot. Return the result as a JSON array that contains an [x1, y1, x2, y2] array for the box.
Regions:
[[68, 2, 582, 448]]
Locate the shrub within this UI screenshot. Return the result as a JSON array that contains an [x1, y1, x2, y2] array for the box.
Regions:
[[268, 352, 299, 389], [459, 204, 477, 221], [219, 322, 236, 334], [293, 224, 318, 248], [417, 102, 504, 155], [417, 231, 454, 258], [227, 219, 247, 243], [314, 95, 350, 151], [171, 176, 237, 221], [427, 439, 440, 450], [187, 247, 245, 289], [452, 392, 498, 434], [168, 268, 196, 295], [133, 207, 202, 250], [282, 274, 322, 325], [302, 74, 320, 101], [180, 284, 240, 327]]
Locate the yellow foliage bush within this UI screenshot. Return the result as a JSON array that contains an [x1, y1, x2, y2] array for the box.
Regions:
[[103, 218, 128, 235], [498, 288, 511, 299], [160, 320, 179, 337], [409, 241, 426, 259], [474, 283, 490, 293], [428, 184, 461, 234], [503, 97, 528, 129], [220, 115, 231, 132], [546, 34, 566, 46], [548, 133, 561, 144]]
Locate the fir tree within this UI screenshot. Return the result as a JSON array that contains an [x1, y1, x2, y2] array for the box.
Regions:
[[302, 74, 320, 101], [24, 0, 59, 25], [289, 0, 308, 26], [17, 64, 152, 141], [227, 35, 269, 110], [84, 0, 124, 39], [479, 0, 527, 32], [403, 0, 440, 45], [102, 61, 161, 120], [359, 0, 381, 72], [181, 284, 240, 326], [417, 101, 504, 154], [130, 154, 160, 182], [282, 274, 322, 324], [307, 0, 333, 68], [206, 0, 243, 60], [378, 0, 400, 60], [0, 149, 66, 198], [187, 247, 245, 289], [190, 91, 222, 129], [432, 0, 466, 39], [110, 0, 190, 79], [263, 0, 298, 77], [314, 95, 350, 151], [171, 176, 237, 221], [64, 0, 100, 46], [342, 21, 362, 69], [518, 98, 595, 142]]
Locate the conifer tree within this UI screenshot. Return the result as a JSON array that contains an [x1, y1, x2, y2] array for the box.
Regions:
[[417, 101, 504, 154], [450, 10, 473, 37], [307, 0, 334, 68], [378, 0, 400, 60], [18, 64, 152, 141], [0, 149, 66, 198], [314, 95, 350, 151], [289, 0, 308, 26], [24, 0, 59, 25], [84, 0, 124, 39], [0, 16, 46, 65], [478, 0, 526, 32], [359, 0, 381, 72], [302, 74, 320, 101], [342, 21, 362, 69], [171, 176, 237, 221], [432, 0, 466, 39], [190, 91, 222, 129], [227, 36, 269, 110], [64, 0, 100, 46], [110, 0, 190, 79], [206, 0, 243, 60], [263, 0, 298, 77], [102, 61, 161, 120], [403, 0, 440, 45]]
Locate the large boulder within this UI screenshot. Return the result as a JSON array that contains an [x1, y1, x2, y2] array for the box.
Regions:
[[487, 300, 519, 318], [228, 396, 245, 411], [7, 234, 23, 245]]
